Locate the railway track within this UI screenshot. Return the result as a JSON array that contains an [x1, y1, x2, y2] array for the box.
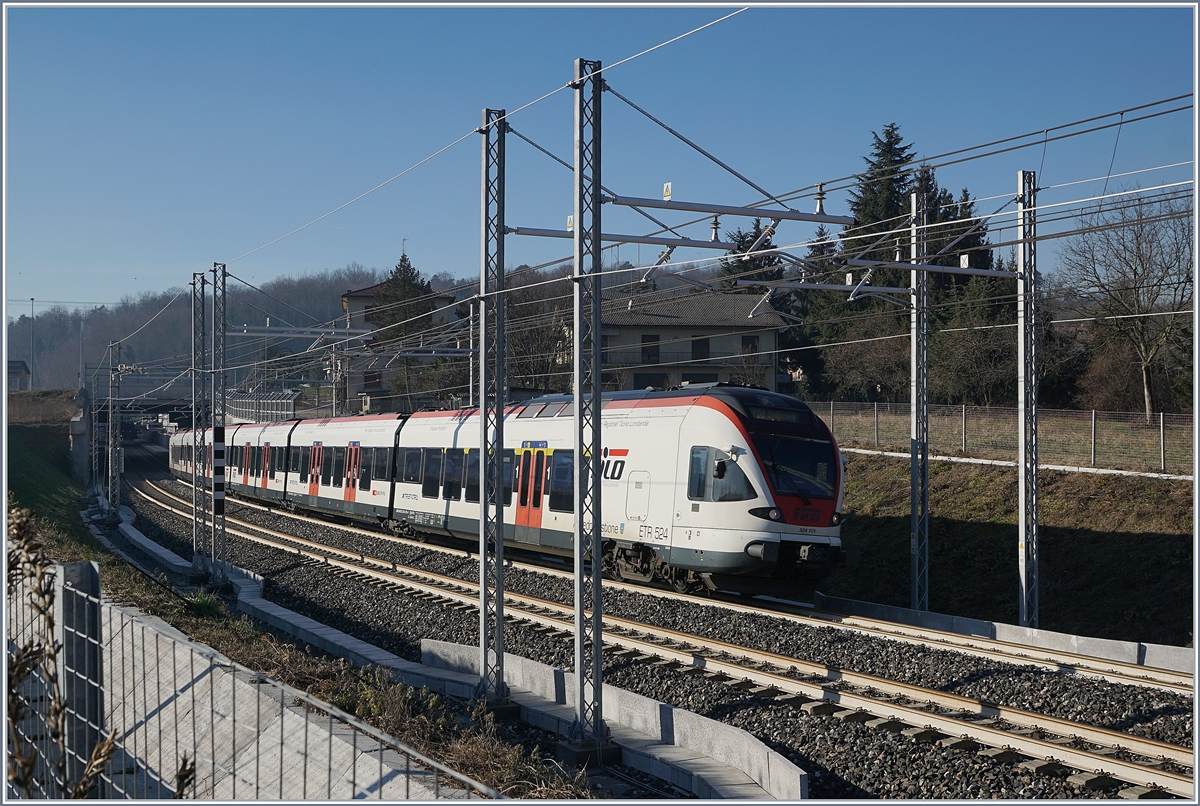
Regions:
[[127, 470, 1195, 798], [143, 462, 1192, 696]]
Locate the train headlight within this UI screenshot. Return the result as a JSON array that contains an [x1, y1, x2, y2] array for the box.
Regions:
[[830, 511, 843, 526], [748, 506, 782, 522]]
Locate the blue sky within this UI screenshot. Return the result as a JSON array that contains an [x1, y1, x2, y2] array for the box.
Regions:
[[4, 5, 1195, 317]]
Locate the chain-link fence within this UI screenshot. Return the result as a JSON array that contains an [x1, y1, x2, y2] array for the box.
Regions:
[[6, 561, 501, 800], [813, 401, 1193, 475]]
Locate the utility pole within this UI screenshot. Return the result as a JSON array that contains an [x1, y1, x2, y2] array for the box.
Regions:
[[476, 108, 510, 708], [1017, 171, 1039, 628], [106, 342, 122, 521], [570, 57, 610, 751], [192, 273, 210, 576], [30, 298, 35, 390], [211, 263, 228, 584], [910, 193, 929, 613]]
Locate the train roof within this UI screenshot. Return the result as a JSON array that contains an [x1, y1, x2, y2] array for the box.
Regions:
[[405, 384, 819, 426]]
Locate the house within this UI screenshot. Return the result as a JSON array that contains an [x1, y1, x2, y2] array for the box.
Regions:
[[339, 281, 464, 412], [599, 291, 788, 392], [8, 360, 30, 392]]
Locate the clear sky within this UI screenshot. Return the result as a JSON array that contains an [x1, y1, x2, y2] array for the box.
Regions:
[[4, 4, 1195, 318]]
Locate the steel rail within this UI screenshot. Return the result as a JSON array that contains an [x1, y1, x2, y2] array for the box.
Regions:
[[148, 471, 1192, 694], [130, 479, 1194, 797]]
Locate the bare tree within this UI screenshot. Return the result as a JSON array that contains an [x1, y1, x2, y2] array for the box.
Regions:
[[1056, 193, 1193, 421]]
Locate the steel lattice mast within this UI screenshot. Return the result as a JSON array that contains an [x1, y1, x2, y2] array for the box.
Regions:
[[909, 192, 929, 612], [571, 57, 608, 742], [107, 341, 121, 519], [192, 272, 210, 574], [1017, 170, 1039, 628], [211, 263, 228, 581], [477, 108, 509, 703]]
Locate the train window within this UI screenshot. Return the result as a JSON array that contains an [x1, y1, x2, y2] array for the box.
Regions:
[[321, 448, 334, 487], [750, 434, 836, 499], [712, 459, 757, 502], [537, 403, 566, 417], [548, 451, 573, 512], [299, 448, 310, 483], [267, 447, 276, 480], [443, 449, 464, 500], [422, 448, 442, 498], [402, 448, 422, 483], [464, 449, 480, 503], [502, 449, 514, 506], [531, 451, 545, 507], [374, 448, 393, 481], [352, 450, 367, 486], [517, 403, 544, 418], [289, 447, 301, 473], [252, 446, 262, 478], [332, 447, 346, 488], [517, 452, 531, 507], [275, 446, 285, 473], [687, 447, 709, 500]]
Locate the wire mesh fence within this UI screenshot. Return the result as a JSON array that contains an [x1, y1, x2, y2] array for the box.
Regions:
[[6, 562, 501, 800], [813, 401, 1193, 475]]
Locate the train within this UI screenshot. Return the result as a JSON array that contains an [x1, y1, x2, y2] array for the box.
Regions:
[[169, 384, 847, 598]]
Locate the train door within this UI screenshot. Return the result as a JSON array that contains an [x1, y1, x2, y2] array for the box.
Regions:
[[261, 444, 271, 489], [513, 446, 546, 544], [626, 471, 651, 521], [241, 445, 251, 486], [343, 444, 360, 503], [308, 443, 322, 498]]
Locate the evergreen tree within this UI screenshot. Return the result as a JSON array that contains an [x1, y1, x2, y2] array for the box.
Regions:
[[718, 219, 785, 290], [370, 253, 435, 344], [844, 123, 916, 262]]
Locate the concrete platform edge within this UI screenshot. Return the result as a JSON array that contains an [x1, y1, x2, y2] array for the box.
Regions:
[[422, 639, 807, 800], [85, 514, 798, 798]]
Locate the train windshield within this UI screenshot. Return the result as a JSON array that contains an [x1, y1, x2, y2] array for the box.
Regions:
[[751, 433, 837, 500]]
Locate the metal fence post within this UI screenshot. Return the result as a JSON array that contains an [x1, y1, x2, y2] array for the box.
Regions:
[[962, 404, 967, 453], [830, 400, 835, 438], [1090, 410, 1096, 466], [54, 561, 104, 796], [874, 402, 878, 445], [1160, 411, 1165, 471]]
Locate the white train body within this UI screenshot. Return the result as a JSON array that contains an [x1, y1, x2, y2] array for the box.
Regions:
[[170, 386, 845, 596]]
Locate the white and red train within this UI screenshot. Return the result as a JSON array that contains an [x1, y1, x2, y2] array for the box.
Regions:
[[169, 385, 846, 597]]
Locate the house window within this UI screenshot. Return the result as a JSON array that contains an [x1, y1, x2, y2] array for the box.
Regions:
[[691, 337, 710, 361], [641, 335, 660, 364], [741, 335, 760, 355]]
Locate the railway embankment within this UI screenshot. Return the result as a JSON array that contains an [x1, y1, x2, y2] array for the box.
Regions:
[[823, 452, 1193, 647]]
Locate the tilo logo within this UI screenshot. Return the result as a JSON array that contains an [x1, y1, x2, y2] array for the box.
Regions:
[[602, 448, 628, 480]]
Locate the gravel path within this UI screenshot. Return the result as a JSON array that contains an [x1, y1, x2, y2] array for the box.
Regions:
[[132, 477, 1193, 798]]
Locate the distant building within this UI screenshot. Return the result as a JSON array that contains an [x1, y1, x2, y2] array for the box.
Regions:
[[600, 292, 788, 392], [339, 281, 464, 413], [8, 360, 30, 392]]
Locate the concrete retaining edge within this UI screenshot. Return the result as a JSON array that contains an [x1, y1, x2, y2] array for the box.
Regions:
[[421, 640, 806, 800], [85, 508, 795, 798], [814, 592, 1194, 675]]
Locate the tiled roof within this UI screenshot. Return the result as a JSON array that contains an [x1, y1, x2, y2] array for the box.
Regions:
[[602, 291, 786, 328]]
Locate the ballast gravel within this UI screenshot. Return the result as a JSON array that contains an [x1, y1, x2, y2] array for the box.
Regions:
[[136, 478, 1192, 799]]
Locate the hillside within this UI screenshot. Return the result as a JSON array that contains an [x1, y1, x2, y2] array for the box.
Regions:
[[822, 453, 1193, 647]]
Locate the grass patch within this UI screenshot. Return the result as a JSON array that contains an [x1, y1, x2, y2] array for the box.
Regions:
[[823, 453, 1193, 646]]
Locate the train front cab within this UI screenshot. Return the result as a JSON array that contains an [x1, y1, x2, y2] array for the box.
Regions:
[[668, 389, 843, 596]]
